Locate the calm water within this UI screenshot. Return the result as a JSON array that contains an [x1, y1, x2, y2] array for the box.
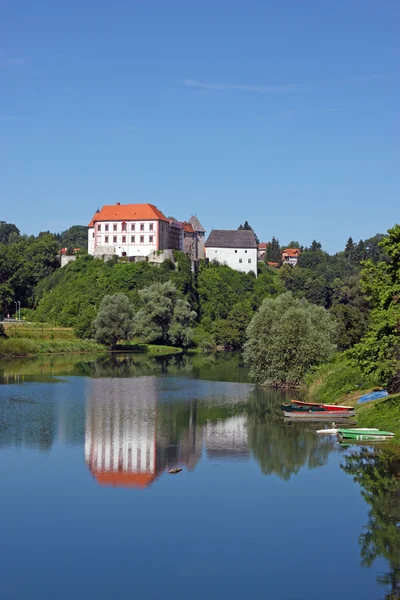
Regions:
[[0, 353, 399, 600]]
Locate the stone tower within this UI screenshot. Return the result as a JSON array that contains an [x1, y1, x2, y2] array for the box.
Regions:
[[188, 215, 206, 258]]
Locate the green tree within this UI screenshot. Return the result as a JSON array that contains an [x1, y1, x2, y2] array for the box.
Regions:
[[244, 292, 337, 386], [238, 221, 259, 244], [213, 301, 253, 349], [54, 225, 88, 249], [266, 237, 281, 262], [351, 224, 400, 382], [0, 221, 20, 245], [134, 281, 196, 346], [93, 293, 134, 348]]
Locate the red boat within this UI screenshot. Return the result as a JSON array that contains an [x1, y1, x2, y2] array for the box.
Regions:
[[291, 399, 353, 411]]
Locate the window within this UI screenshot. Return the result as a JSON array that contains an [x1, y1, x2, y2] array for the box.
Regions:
[[234, 250, 237, 253], [113, 236, 117, 243], [149, 223, 154, 231], [149, 235, 153, 243], [105, 224, 109, 232], [92, 233, 94, 238], [122, 222, 127, 232], [131, 223, 135, 231], [239, 258, 242, 263], [122, 252, 126, 257], [113, 224, 117, 232], [245, 250, 247, 253], [105, 236, 109, 243], [140, 223, 144, 231], [140, 235, 144, 243], [122, 236, 126, 243], [248, 258, 251, 263], [131, 236, 135, 243], [97, 224, 101, 231]]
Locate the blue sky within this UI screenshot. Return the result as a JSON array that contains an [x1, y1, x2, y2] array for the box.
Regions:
[[1, 0, 399, 252]]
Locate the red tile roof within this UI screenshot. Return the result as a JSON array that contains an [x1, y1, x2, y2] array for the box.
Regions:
[[58, 247, 80, 255], [88, 203, 169, 227], [267, 261, 280, 267], [258, 243, 268, 250], [182, 222, 195, 233], [282, 248, 300, 257]]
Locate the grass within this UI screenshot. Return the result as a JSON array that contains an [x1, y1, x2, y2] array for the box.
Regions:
[[0, 336, 103, 358], [304, 353, 400, 445], [304, 355, 380, 406], [356, 394, 400, 443], [115, 342, 183, 356], [0, 323, 183, 359]]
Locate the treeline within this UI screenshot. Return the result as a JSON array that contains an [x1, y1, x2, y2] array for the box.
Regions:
[[1, 218, 399, 390], [0, 222, 87, 312]]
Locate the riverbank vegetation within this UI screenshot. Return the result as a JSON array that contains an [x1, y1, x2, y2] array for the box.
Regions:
[[1, 220, 399, 400]]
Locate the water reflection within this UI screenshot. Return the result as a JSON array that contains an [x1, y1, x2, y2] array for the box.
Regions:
[[342, 448, 400, 599], [84, 376, 251, 487], [246, 387, 336, 480], [0, 353, 338, 487]]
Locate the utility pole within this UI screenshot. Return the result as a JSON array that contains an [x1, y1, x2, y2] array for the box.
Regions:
[[14, 301, 17, 321], [17, 301, 21, 321]]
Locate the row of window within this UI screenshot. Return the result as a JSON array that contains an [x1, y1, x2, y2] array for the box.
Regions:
[[102, 235, 154, 245], [96, 222, 154, 233]]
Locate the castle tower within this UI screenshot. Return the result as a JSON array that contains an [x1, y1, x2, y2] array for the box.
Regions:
[[188, 215, 206, 258]]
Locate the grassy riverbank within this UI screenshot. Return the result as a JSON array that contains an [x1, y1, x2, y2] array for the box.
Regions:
[[0, 323, 183, 359], [305, 355, 400, 443]]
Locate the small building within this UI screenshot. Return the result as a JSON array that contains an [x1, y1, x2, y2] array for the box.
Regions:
[[258, 242, 268, 261], [87, 203, 181, 259], [205, 229, 257, 275], [281, 248, 301, 266]]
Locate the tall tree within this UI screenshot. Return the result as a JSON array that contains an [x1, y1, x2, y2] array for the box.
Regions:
[[344, 237, 355, 261], [351, 224, 400, 382], [134, 281, 196, 346], [238, 221, 259, 244], [93, 293, 134, 348], [266, 237, 281, 262], [244, 292, 337, 386], [0, 221, 20, 245]]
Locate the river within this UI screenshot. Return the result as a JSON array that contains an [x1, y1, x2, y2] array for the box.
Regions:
[[0, 352, 399, 599]]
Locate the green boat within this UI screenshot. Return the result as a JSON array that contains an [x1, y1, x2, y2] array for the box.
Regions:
[[337, 428, 394, 442]]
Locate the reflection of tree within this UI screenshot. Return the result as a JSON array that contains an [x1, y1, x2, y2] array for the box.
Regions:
[[246, 388, 336, 480], [342, 448, 400, 600]]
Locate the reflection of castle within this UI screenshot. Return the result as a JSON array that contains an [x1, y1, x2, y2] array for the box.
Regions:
[[85, 378, 158, 488], [204, 416, 249, 460], [85, 378, 251, 488]]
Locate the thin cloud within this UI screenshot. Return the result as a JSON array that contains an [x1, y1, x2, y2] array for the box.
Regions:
[[180, 79, 299, 93], [0, 57, 27, 67]]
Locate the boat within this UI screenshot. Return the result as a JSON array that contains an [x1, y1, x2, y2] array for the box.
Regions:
[[337, 428, 394, 441], [317, 427, 379, 435], [291, 399, 353, 411], [281, 404, 329, 413], [284, 410, 355, 420], [356, 390, 388, 405]]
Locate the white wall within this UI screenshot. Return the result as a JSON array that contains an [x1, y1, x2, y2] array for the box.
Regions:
[[205, 246, 257, 274], [88, 220, 159, 258]]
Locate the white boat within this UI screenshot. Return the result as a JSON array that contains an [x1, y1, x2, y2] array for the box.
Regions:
[[316, 427, 379, 435]]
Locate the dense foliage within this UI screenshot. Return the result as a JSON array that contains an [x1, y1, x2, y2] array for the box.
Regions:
[[1, 217, 399, 387], [244, 292, 337, 386], [350, 225, 400, 383]]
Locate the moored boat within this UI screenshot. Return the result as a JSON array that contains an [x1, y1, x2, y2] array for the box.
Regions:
[[317, 427, 379, 435], [284, 410, 355, 420], [291, 399, 353, 411], [337, 428, 394, 441]]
